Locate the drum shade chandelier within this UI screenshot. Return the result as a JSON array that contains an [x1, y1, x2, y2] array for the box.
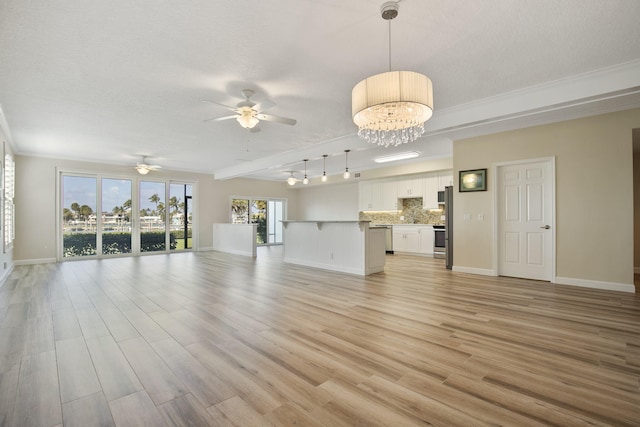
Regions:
[[352, 1, 433, 147]]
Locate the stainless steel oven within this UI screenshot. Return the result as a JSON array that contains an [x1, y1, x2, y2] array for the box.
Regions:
[[433, 225, 445, 258]]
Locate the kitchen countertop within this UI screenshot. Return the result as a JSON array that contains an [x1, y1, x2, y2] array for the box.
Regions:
[[372, 223, 439, 226]]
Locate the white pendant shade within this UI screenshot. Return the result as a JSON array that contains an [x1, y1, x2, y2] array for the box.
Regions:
[[352, 71, 433, 147]]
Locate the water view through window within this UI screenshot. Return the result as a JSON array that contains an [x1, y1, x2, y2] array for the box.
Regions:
[[62, 175, 194, 257], [62, 175, 98, 257]]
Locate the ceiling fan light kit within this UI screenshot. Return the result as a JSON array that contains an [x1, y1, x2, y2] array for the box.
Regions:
[[206, 89, 296, 130], [136, 157, 162, 175], [352, 1, 433, 147], [136, 166, 151, 175], [237, 109, 260, 129]]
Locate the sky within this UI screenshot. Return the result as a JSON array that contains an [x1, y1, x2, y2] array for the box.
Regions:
[[63, 177, 191, 213]]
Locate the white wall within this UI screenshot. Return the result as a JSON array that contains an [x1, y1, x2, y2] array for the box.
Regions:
[[295, 182, 359, 220], [14, 155, 298, 262], [453, 108, 640, 288]]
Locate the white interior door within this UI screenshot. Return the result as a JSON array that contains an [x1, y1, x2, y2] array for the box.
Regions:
[[498, 160, 554, 281]]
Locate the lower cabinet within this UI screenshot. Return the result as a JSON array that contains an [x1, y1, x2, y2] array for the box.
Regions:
[[393, 228, 420, 253], [393, 225, 434, 255]]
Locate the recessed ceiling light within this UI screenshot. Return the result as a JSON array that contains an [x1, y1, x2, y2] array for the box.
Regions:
[[373, 151, 420, 163]]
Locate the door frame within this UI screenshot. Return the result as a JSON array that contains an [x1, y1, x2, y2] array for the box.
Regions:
[[491, 156, 557, 282]]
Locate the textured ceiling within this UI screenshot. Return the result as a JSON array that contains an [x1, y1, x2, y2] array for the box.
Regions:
[[1, 0, 640, 182]]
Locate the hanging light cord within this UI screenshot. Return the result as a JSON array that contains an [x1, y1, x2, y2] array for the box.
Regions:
[[388, 18, 392, 72]]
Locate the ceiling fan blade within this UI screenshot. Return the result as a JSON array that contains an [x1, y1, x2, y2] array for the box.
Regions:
[[256, 113, 297, 126], [252, 99, 276, 112], [202, 100, 238, 112], [204, 114, 239, 122], [149, 165, 162, 170]]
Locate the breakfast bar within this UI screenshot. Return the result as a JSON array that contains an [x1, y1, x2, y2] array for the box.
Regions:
[[281, 220, 386, 275]]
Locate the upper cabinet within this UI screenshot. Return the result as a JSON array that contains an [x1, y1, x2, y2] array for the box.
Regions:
[[359, 180, 398, 211], [422, 173, 439, 209], [359, 181, 375, 211], [381, 180, 398, 210], [438, 171, 454, 190], [359, 169, 452, 212], [397, 177, 423, 198]]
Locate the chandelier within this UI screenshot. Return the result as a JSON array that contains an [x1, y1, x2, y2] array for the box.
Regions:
[[352, 2, 433, 147]]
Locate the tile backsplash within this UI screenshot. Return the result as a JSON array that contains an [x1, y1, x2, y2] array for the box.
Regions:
[[359, 198, 445, 225]]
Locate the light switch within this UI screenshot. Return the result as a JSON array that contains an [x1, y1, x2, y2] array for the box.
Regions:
[[477, 213, 484, 221], [463, 213, 471, 221]]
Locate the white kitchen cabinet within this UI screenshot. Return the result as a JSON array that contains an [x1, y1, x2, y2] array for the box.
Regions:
[[381, 180, 398, 210], [360, 180, 398, 211], [393, 227, 420, 253], [419, 225, 434, 255], [397, 177, 423, 198], [422, 173, 439, 209], [393, 225, 434, 255], [359, 181, 374, 211], [438, 171, 454, 190]]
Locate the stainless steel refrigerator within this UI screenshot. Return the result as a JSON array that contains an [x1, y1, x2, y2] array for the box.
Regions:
[[444, 186, 453, 269]]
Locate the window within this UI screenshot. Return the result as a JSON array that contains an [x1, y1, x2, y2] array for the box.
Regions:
[[62, 175, 97, 257], [230, 197, 285, 245], [170, 183, 193, 250], [3, 152, 15, 251], [59, 172, 195, 259]]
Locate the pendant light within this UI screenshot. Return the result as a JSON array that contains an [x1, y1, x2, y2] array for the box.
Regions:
[[352, 1, 433, 147], [302, 159, 309, 185], [286, 172, 297, 186], [343, 149, 351, 179], [321, 154, 328, 182]]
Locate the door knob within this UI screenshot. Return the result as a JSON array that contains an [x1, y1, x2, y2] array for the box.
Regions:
[[540, 225, 550, 229]]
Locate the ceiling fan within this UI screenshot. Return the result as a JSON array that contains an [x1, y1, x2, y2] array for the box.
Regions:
[[135, 157, 162, 175], [204, 89, 297, 129]]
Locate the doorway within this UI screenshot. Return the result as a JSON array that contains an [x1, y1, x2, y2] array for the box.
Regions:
[[495, 158, 555, 281]]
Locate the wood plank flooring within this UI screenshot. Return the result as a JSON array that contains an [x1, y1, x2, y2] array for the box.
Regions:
[[0, 249, 639, 426]]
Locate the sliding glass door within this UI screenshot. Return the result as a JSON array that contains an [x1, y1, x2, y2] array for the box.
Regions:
[[60, 173, 195, 259], [101, 178, 132, 254], [170, 183, 192, 251], [62, 175, 98, 257], [139, 181, 167, 252]]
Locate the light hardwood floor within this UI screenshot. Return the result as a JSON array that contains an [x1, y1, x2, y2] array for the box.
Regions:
[[1, 249, 639, 426]]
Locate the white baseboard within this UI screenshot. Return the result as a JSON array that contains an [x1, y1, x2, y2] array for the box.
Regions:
[[198, 247, 214, 252], [452, 266, 497, 276], [555, 276, 635, 293], [283, 257, 366, 276], [13, 258, 57, 266], [214, 248, 256, 258]]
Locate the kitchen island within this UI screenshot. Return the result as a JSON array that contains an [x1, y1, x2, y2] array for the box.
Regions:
[[281, 220, 386, 275]]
